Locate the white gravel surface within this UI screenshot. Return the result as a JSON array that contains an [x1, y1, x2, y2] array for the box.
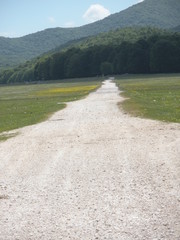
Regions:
[[0, 80, 180, 240]]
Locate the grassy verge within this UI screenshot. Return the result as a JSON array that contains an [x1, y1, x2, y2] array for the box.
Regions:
[[115, 74, 180, 123], [0, 133, 18, 142], [0, 77, 102, 137]]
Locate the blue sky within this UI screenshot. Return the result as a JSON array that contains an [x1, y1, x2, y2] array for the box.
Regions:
[[0, 0, 143, 38]]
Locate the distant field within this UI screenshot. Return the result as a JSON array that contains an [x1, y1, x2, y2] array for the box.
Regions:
[[116, 74, 180, 123], [0, 77, 101, 140]]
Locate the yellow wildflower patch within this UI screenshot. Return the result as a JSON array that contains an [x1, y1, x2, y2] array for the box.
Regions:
[[36, 85, 98, 96]]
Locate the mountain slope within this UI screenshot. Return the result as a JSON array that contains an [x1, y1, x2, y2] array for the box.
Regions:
[[172, 25, 180, 32], [98, 0, 180, 30], [0, 0, 180, 70], [1, 27, 180, 83]]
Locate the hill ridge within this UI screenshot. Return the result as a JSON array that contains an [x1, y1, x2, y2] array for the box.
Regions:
[[0, 0, 180, 69]]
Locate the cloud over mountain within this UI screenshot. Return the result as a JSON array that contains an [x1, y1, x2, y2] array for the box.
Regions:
[[83, 4, 110, 23], [48, 17, 56, 24]]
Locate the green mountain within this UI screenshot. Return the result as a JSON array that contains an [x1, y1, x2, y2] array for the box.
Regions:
[[0, 0, 180, 69], [1, 27, 179, 84], [172, 25, 180, 32]]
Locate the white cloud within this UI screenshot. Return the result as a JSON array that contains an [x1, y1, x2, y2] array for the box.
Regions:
[[0, 32, 18, 38], [48, 17, 56, 24], [137, 0, 144, 2], [64, 21, 76, 28], [83, 4, 110, 23]]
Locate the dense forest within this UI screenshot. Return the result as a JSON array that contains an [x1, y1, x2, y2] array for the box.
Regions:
[[0, 27, 180, 84], [32, 33, 180, 79], [173, 25, 180, 32], [0, 0, 180, 70]]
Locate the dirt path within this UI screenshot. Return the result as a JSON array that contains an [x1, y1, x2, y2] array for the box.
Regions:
[[0, 80, 179, 240]]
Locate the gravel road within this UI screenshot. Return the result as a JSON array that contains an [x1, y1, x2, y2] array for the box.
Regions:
[[0, 80, 179, 240]]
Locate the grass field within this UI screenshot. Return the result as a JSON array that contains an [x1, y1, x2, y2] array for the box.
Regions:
[[0, 77, 102, 140], [116, 74, 180, 123]]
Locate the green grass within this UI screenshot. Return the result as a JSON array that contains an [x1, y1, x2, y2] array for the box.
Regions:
[[115, 74, 180, 123], [0, 77, 102, 135]]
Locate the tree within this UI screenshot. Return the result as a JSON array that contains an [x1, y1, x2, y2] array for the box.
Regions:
[[128, 40, 150, 73], [100, 62, 113, 76], [49, 54, 65, 79], [115, 42, 130, 74], [34, 58, 50, 80], [150, 39, 179, 73]]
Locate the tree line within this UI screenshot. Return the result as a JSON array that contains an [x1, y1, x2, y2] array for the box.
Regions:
[[0, 31, 180, 83]]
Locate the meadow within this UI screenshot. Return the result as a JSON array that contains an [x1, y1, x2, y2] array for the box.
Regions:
[[116, 74, 180, 123], [0, 78, 101, 140], [1, 74, 179, 142]]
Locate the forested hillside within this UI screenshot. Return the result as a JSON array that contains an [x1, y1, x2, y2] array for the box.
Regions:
[[1, 27, 180, 84], [0, 0, 180, 69], [172, 25, 180, 32]]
